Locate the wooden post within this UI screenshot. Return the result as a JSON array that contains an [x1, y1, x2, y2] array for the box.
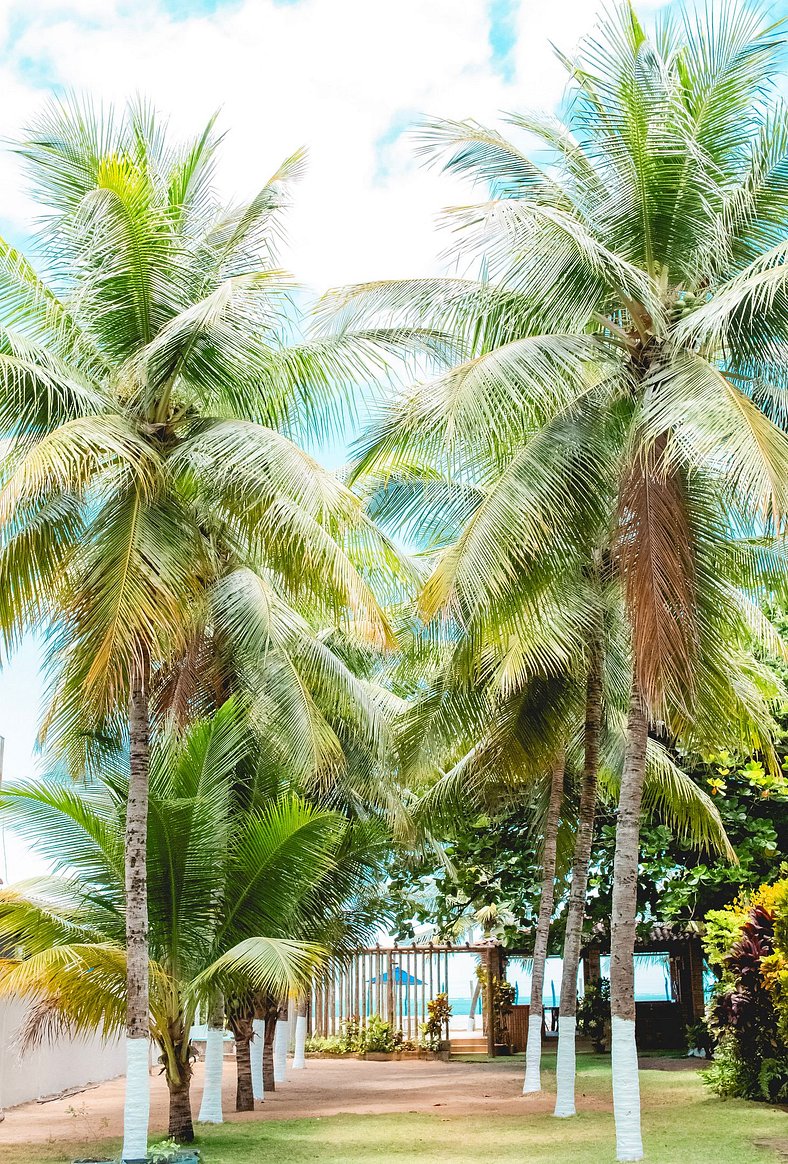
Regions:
[[485, 948, 496, 1058], [420, 947, 426, 1034], [583, 944, 601, 988], [684, 938, 706, 1024], [387, 951, 395, 1023]]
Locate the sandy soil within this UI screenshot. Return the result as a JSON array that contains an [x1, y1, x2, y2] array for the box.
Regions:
[[0, 1054, 701, 1147]]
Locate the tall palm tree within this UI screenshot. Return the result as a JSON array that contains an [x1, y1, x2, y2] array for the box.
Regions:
[[321, 5, 788, 1155], [0, 98, 417, 1160], [0, 700, 389, 1143], [357, 462, 773, 1103]]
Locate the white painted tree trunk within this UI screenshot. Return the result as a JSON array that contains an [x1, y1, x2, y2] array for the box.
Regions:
[[554, 1016, 577, 1117], [554, 635, 602, 1119], [523, 751, 565, 1095], [121, 1038, 150, 1162], [251, 1018, 265, 1101], [612, 1017, 642, 1161], [123, 673, 151, 1163], [273, 1019, 288, 1084], [610, 687, 648, 1161], [522, 1014, 544, 1094], [292, 1015, 307, 1069], [197, 1029, 224, 1124], [466, 976, 481, 1031]]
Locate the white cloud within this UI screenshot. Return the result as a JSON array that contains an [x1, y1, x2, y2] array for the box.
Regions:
[[0, 0, 621, 287]]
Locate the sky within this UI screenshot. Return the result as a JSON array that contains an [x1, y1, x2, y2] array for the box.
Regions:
[[0, 0, 737, 879]]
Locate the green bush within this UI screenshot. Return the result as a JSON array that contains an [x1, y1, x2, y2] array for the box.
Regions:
[[577, 978, 610, 1053], [303, 1034, 347, 1055], [704, 883, 788, 1103], [304, 1017, 417, 1055], [421, 993, 452, 1051], [147, 1142, 189, 1163]]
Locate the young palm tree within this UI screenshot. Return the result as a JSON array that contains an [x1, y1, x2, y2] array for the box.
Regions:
[[151, 568, 410, 1115], [406, 605, 754, 1084], [321, 6, 788, 1154], [0, 700, 389, 1143], [0, 98, 416, 1160]]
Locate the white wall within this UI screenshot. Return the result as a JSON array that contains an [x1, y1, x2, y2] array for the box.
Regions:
[[0, 999, 125, 1110]]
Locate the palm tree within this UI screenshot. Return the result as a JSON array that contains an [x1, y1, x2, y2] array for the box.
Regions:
[[0, 97, 415, 1160], [0, 700, 389, 1143], [554, 629, 604, 1118], [522, 749, 564, 1093], [358, 469, 770, 1103], [405, 608, 752, 1083], [154, 574, 410, 1112], [321, 9, 788, 1154]]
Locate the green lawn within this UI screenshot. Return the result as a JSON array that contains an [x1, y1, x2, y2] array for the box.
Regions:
[[2, 1057, 785, 1164]]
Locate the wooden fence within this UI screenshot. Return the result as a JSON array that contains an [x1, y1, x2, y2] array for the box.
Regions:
[[310, 943, 499, 1045]]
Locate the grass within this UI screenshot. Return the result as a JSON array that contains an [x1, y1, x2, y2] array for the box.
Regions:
[[1, 1056, 785, 1164]]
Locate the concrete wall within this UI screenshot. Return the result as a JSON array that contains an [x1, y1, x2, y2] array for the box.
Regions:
[[0, 998, 125, 1110]]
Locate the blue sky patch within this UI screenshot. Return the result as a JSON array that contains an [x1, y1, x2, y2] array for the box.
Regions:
[[488, 0, 518, 83], [373, 109, 419, 184]]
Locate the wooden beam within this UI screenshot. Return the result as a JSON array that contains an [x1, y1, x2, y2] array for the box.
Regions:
[[485, 949, 496, 1059]]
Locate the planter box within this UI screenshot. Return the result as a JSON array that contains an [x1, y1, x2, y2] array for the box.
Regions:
[[72, 1155, 199, 1164], [361, 1051, 398, 1061]]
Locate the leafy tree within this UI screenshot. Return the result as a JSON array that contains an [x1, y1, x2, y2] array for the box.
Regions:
[[588, 755, 788, 925]]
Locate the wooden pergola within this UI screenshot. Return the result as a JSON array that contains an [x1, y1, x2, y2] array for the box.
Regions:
[[309, 923, 706, 1057], [309, 941, 503, 1055]]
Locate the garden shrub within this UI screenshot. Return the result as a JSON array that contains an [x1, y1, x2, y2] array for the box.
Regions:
[[704, 881, 788, 1102], [421, 993, 452, 1050], [304, 1034, 347, 1055], [577, 978, 611, 1052]]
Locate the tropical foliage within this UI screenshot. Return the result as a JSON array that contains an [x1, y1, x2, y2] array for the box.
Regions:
[[2, 3, 788, 1163], [704, 880, 788, 1103], [0, 96, 410, 1160]]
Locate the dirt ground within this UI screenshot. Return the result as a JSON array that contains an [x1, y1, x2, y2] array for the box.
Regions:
[[0, 1054, 701, 1147]]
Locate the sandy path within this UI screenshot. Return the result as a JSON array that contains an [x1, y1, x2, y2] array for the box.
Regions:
[[0, 1054, 701, 1147], [0, 1056, 579, 1144]]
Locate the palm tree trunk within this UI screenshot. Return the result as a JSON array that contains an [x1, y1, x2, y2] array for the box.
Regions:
[[523, 749, 565, 1094], [292, 995, 308, 1070], [466, 974, 482, 1032], [263, 1002, 277, 1093], [555, 638, 603, 1118], [231, 1015, 254, 1112], [274, 999, 289, 1084], [198, 994, 224, 1124], [167, 1075, 194, 1144], [610, 684, 649, 1162], [122, 664, 151, 1164]]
